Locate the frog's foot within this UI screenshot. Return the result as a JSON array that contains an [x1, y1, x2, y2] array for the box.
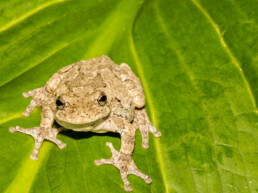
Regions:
[[9, 126, 66, 160], [139, 123, 161, 149], [95, 142, 152, 192], [22, 87, 47, 117], [134, 109, 162, 149]]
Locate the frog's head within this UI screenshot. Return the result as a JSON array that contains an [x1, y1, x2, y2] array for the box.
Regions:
[[54, 90, 110, 130]]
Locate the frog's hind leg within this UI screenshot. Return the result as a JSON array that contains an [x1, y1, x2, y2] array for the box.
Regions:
[[94, 118, 152, 192], [115, 63, 161, 148], [114, 63, 146, 108], [95, 142, 152, 191]]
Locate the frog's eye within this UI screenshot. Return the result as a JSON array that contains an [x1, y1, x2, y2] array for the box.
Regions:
[[56, 97, 65, 110], [98, 93, 107, 106]]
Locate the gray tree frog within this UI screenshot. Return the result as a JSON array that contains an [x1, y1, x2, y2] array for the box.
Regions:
[[9, 56, 161, 192]]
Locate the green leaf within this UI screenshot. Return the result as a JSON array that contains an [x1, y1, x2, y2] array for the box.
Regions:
[[0, 0, 257, 192]]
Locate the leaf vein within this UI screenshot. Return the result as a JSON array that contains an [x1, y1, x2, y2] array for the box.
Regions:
[[0, 15, 65, 57], [0, 32, 89, 88], [191, 0, 257, 111], [0, 0, 68, 33], [130, 24, 168, 193], [154, 3, 225, 192]]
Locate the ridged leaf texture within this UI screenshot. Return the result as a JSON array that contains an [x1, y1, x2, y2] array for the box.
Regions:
[[0, 0, 257, 192]]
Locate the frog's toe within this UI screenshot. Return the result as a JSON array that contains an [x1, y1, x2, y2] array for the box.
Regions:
[[30, 152, 39, 160], [23, 87, 43, 98], [9, 126, 36, 135], [139, 124, 162, 149], [30, 136, 44, 160], [9, 126, 19, 133], [125, 185, 133, 192], [23, 92, 31, 98], [139, 126, 149, 149], [23, 99, 39, 117], [95, 158, 114, 166], [150, 125, 162, 137], [121, 173, 133, 192], [105, 142, 119, 155], [134, 108, 161, 149], [131, 168, 152, 184], [47, 138, 66, 149], [45, 128, 66, 149], [57, 141, 66, 149], [22, 87, 46, 116], [94, 142, 117, 166]]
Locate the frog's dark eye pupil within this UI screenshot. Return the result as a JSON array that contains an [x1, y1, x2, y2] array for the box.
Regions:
[[56, 98, 65, 110], [98, 94, 107, 106], [100, 95, 107, 102], [56, 99, 63, 106]]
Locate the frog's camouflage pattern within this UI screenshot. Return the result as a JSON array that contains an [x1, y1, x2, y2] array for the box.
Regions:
[[10, 56, 161, 191]]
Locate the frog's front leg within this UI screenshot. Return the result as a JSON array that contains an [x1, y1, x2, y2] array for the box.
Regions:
[[94, 118, 151, 192], [9, 107, 66, 160], [22, 87, 48, 117]]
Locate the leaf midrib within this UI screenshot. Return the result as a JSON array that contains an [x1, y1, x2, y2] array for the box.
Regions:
[[0, 0, 67, 33], [129, 28, 168, 193], [5, 143, 52, 193]]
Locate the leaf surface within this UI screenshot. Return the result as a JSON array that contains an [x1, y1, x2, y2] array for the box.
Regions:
[[0, 0, 257, 192]]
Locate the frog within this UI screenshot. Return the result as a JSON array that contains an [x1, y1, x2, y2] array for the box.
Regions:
[[9, 56, 161, 192]]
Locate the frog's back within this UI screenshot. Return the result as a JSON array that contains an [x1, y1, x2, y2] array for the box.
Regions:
[[77, 55, 117, 74], [56, 55, 119, 93]]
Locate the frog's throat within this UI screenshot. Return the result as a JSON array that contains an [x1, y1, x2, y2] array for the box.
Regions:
[[55, 116, 107, 131]]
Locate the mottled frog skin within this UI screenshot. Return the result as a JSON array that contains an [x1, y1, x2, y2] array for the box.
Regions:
[[10, 56, 161, 192]]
